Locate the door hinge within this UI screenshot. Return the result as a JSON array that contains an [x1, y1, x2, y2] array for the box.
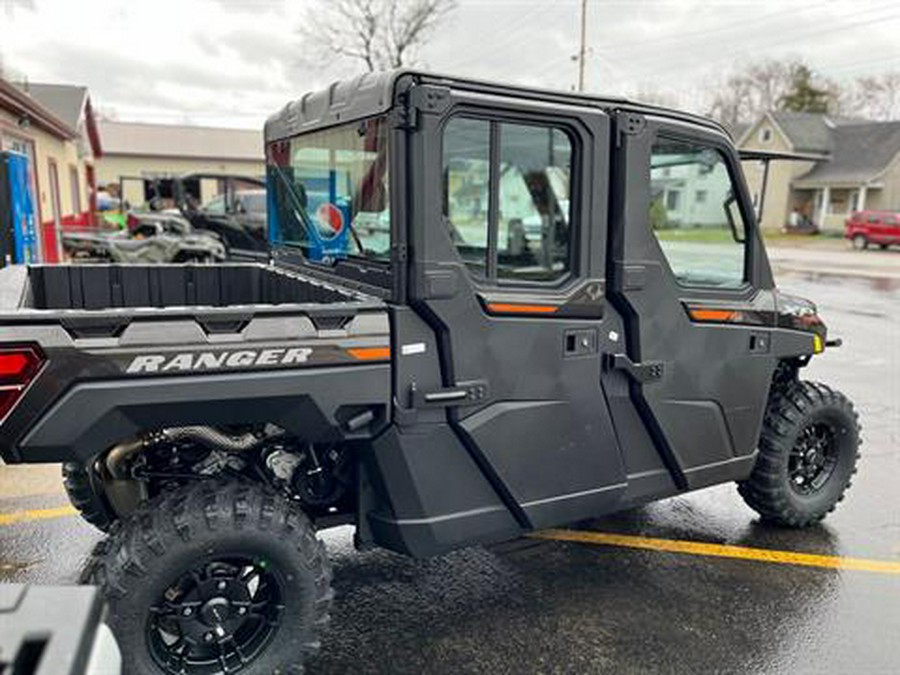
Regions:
[[606, 353, 664, 383], [409, 84, 451, 115], [392, 242, 408, 262], [392, 98, 418, 130], [615, 112, 646, 146]]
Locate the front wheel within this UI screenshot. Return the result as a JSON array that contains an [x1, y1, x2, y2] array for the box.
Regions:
[[852, 234, 869, 250], [84, 481, 332, 674], [738, 381, 860, 527]]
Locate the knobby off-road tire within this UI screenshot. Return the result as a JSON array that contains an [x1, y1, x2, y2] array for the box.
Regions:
[[84, 480, 333, 674], [738, 381, 860, 527], [62, 462, 113, 532]]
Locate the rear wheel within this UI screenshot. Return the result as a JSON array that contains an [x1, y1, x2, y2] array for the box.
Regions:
[[852, 234, 869, 250], [62, 462, 113, 532], [84, 480, 332, 674], [738, 381, 860, 527]]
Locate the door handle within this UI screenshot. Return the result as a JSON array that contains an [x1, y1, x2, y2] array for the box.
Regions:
[[606, 353, 664, 383], [410, 380, 489, 408]]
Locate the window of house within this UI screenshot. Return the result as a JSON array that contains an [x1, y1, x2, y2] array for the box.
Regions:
[[666, 190, 680, 211], [759, 127, 773, 143], [649, 137, 748, 289], [443, 117, 574, 284], [69, 165, 81, 214]]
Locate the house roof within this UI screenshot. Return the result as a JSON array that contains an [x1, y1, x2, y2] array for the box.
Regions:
[[0, 77, 76, 140], [99, 121, 263, 161], [18, 82, 103, 158], [769, 111, 865, 154], [729, 122, 751, 143], [794, 121, 900, 186], [22, 83, 87, 130]]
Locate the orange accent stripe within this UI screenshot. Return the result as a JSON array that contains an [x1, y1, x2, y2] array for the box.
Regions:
[[689, 308, 738, 322], [487, 303, 559, 315], [347, 347, 391, 361]]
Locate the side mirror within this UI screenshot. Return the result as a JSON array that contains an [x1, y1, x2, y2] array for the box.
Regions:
[[724, 192, 746, 243]]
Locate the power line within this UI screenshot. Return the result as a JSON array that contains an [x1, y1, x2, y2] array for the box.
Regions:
[[595, 1, 836, 55], [612, 2, 899, 71], [440, 2, 554, 71], [629, 8, 900, 84]]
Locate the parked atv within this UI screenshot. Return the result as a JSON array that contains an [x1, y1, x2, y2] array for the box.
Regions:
[[0, 70, 860, 674], [63, 213, 226, 263]]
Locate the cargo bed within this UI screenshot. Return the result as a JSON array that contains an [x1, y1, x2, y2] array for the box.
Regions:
[[22, 263, 362, 311]]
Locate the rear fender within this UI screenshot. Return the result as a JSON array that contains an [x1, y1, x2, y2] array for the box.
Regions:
[[17, 364, 390, 464]]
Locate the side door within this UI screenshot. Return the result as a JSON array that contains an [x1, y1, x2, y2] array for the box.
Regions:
[[608, 114, 778, 490], [883, 214, 900, 245], [867, 213, 886, 244], [406, 86, 627, 529]]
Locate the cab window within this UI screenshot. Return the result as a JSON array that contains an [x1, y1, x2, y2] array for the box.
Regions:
[[267, 116, 391, 264], [443, 117, 574, 283], [203, 195, 227, 215], [649, 137, 748, 289]]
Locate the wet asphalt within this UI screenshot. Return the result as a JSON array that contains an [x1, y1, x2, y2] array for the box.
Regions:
[[0, 269, 898, 674]]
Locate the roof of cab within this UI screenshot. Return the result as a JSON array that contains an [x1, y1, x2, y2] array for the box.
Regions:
[[264, 69, 727, 142]]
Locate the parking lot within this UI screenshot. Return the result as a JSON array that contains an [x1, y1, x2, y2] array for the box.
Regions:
[[1, 261, 898, 673]]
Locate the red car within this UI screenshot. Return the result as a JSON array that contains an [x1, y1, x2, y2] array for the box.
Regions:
[[845, 210, 900, 250]]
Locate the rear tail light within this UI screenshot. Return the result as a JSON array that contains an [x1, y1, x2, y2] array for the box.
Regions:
[[0, 345, 45, 420]]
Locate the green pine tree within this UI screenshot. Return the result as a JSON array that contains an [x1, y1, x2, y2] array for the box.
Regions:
[[780, 64, 832, 114]]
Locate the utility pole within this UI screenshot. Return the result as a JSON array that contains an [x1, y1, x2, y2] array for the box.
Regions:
[[577, 0, 587, 92]]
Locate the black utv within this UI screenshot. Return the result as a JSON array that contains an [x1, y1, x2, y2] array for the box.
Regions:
[[0, 71, 859, 674]]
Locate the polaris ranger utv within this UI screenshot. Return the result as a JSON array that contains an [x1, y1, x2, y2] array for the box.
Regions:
[[0, 71, 859, 674]]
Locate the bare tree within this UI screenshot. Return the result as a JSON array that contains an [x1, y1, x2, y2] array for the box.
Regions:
[[707, 59, 792, 128], [631, 87, 680, 109], [842, 72, 900, 121], [302, 0, 456, 73], [707, 72, 754, 130], [705, 58, 838, 127]]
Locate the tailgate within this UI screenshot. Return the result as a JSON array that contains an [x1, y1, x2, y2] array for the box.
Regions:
[[0, 302, 391, 464]]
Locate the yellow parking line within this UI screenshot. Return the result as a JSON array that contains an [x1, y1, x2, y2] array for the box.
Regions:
[[533, 529, 900, 576], [2, 508, 898, 577], [0, 505, 77, 527]]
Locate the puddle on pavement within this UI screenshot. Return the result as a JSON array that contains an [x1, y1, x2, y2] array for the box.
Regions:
[[781, 270, 900, 293]]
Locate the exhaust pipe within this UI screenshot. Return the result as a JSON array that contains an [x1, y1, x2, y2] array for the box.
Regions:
[[105, 438, 145, 480], [160, 426, 265, 452], [101, 426, 274, 518]]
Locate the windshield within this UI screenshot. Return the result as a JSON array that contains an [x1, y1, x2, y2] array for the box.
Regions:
[[267, 117, 390, 264], [238, 191, 266, 215]]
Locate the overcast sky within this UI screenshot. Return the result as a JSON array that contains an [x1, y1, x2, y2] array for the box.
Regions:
[[1, 0, 898, 128]]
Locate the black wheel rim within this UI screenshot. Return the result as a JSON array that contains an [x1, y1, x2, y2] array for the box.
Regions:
[[788, 421, 840, 496], [147, 556, 285, 674]]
